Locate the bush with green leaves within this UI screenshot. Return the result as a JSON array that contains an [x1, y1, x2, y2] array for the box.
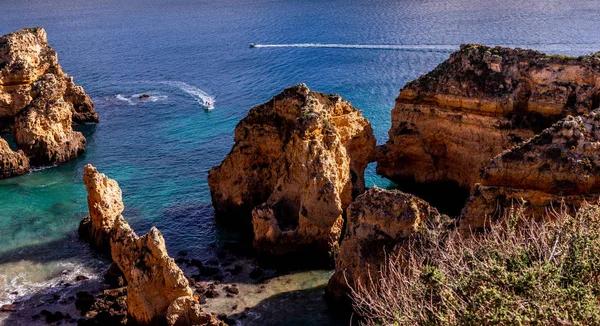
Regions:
[[350, 204, 600, 325]]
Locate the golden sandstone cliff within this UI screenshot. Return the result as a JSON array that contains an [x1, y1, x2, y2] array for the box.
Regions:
[[0, 27, 97, 177], [208, 84, 376, 255], [80, 165, 222, 326], [377, 44, 600, 191]]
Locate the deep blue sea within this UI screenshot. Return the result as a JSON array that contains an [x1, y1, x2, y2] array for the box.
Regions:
[[1, 0, 600, 324]]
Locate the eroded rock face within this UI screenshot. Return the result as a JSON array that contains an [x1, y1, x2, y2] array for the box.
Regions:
[[0, 137, 29, 178], [0, 27, 97, 123], [327, 187, 450, 301], [80, 164, 125, 251], [0, 27, 97, 175], [378, 44, 600, 192], [461, 111, 600, 231], [208, 84, 375, 255], [14, 74, 86, 166], [81, 164, 221, 325]]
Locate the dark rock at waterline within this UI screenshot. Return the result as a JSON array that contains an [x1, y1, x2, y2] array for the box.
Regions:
[[205, 288, 220, 298], [249, 267, 264, 279], [45, 311, 65, 323], [76, 275, 89, 282], [75, 292, 95, 313], [104, 263, 126, 288], [216, 313, 236, 325], [224, 286, 239, 295], [139, 93, 151, 99], [0, 304, 16, 312], [227, 265, 243, 275]]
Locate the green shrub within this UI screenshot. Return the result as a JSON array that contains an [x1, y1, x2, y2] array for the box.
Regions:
[[350, 203, 600, 325]]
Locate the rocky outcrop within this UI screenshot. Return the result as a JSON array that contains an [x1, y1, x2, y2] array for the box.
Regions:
[[378, 44, 600, 192], [327, 187, 450, 301], [14, 74, 86, 166], [0, 137, 29, 178], [461, 111, 600, 231], [208, 84, 375, 255], [80, 164, 125, 251], [81, 164, 222, 325], [0, 27, 97, 176]]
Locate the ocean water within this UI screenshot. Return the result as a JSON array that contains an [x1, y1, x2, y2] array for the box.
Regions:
[[1, 0, 600, 324]]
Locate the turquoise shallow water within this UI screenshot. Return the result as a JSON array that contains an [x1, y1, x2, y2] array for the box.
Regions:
[[2, 0, 600, 324]]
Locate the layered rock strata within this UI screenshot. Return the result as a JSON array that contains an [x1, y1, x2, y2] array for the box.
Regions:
[[378, 44, 600, 192], [327, 187, 450, 301], [461, 111, 600, 231], [0, 27, 97, 176], [208, 84, 376, 255], [81, 164, 222, 326]]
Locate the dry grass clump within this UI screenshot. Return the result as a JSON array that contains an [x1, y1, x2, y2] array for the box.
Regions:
[[350, 204, 600, 325]]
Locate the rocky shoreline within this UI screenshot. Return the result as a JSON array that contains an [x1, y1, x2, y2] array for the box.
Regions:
[[4, 26, 600, 325]]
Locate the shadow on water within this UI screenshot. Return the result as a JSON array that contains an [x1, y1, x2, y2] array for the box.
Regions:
[[230, 285, 351, 326]]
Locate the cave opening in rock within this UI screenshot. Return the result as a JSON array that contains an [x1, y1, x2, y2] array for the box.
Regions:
[[387, 177, 470, 217], [0, 132, 19, 151], [273, 199, 300, 231]]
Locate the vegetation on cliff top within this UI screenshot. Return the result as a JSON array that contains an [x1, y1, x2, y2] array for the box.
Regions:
[[351, 203, 600, 325]]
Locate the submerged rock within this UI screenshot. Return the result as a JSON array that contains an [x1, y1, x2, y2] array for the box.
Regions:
[[81, 164, 223, 326], [0, 27, 97, 177], [208, 84, 375, 256], [461, 111, 600, 231], [0, 137, 29, 178], [327, 187, 450, 301], [377, 44, 600, 192]]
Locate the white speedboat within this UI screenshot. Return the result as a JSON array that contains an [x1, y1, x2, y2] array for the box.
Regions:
[[205, 101, 215, 110]]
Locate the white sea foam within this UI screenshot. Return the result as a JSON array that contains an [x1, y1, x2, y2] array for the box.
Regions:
[[250, 43, 459, 52], [115, 93, 168, 105], [156, 81, 215, 108], [0, 259, 103, 307]]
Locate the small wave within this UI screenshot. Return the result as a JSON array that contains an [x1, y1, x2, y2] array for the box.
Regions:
[[0, 260, 102, 307], [156, 81, 215, 108], [249, 43, 459, 52], [115, 94, 135, 105], [115, 93, 168, 105]]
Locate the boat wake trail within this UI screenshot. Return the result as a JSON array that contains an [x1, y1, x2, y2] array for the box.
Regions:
[[158, 81, 215, 108], [249, 43, 459, 52]]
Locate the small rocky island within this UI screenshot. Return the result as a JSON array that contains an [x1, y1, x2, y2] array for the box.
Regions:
[[0, 27, 97, 178]]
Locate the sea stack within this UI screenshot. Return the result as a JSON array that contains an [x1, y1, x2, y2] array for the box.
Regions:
[[0, 27, 98, 177], [208, 84, 376, 256], [80, 164, 223, 326]]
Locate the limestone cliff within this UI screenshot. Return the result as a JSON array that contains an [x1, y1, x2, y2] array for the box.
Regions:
[[208, 84, 375, 255], [0, 137, 29, 178], [378, 44, 600, 192], [327, 187, 450, 301], [461, 111, 600, 231], [81, 164, 222, 326], [0, 27, 97, 176]]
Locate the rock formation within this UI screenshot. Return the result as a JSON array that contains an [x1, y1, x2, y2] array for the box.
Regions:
[[0, 27, 97, 176], [208, 84, 376, 255], [461, 111, 600, 231], [327, 187, 450, 301], [0, 137, 29, 178], [377, 44, 600, 193], [81, 164, 222, 326], [80, 164, 125, 251]]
